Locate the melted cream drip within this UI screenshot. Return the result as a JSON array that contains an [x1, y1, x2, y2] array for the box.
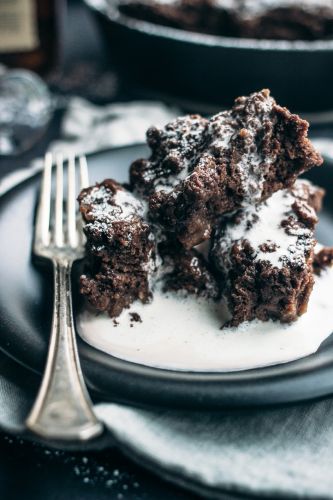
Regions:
[[77, 265, 333, 372], [215, 187, 312, 269]]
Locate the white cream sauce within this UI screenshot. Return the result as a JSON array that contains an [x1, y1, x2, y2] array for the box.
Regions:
[[215, 186, 313, 269], [77, 265, 333, 372]]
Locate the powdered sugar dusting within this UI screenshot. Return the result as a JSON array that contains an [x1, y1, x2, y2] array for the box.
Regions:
[[148, 90, 276, 202], [153, 157, 189, 193], [79, 184, 153, 252], [81, 184, 145, 224], [142, 114, 207, 194]]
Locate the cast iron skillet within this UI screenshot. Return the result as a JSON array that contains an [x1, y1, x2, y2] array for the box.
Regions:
[[1, 144, 333, 409], [84, 0, 333, 114]]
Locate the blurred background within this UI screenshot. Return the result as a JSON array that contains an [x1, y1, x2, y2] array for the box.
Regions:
[[1, 0, 333, 178]]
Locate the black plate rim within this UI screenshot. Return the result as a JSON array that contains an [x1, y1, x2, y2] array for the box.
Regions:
[[2, 143, 333, 408], [84, 0, 333, 52]]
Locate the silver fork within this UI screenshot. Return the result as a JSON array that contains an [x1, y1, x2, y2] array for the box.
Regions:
[[26, 152, 103, 441]]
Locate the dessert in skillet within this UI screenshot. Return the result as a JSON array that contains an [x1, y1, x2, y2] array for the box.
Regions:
[[119, 0, 333, 41], [78, 89, 333, 372]]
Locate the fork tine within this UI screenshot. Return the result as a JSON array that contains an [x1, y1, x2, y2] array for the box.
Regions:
[[67, 154, 77, 247], [54, 153, 64, 247], [35, 152, 52, 247], [78, 156, 89, 247], [79, 156, 89, 190], [78, 155, 89, 246]]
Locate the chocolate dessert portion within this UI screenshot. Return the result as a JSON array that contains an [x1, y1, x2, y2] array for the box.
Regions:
[[158, 241, 219, 299], [79, 89, 330, 328], [131, 89, 322, 249], [78, 179, 156, 317], [210, 180, 329, 326], [120, 0, 333, 41]]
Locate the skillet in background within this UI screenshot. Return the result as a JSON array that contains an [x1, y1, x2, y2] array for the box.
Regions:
[[84, 0, 333, 115]]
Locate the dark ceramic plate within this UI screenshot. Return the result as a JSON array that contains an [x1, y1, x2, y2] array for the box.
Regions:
[[1, 144, 333, 409], [84, 0, 333, 115]]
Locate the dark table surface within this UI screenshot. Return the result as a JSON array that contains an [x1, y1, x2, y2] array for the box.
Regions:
[[0, 1, 199, 499], [0, 432, 198, 500]]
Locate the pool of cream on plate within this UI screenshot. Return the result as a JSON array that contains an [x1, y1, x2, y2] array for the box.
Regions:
[[77, 265, 333, 372]]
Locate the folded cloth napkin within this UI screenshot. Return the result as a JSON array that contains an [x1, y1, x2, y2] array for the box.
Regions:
[[2, 347, 333, 499], [2, 98, 333, 500]]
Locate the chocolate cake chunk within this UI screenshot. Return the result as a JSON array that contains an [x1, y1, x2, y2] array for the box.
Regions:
[[79, 179, 154, 270], [158, 241, 219, 299], [211, 180, 325, 326], [130, 114, 208, 197], [131, 90, 322, 249], [120, 0, 333, 41], [80, 267, 151, 318], [78, 179, 156, 317], [314, 247, 333, 275]]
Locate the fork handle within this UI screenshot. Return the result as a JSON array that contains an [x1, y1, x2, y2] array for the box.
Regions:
[[26, 260, 103, 441]]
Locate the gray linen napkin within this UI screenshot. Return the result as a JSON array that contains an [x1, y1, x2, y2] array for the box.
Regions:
[[2, 98, 333, 499]]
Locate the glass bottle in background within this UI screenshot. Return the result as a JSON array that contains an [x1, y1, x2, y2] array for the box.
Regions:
[[0, 0, 65, 75], [0, 69, 53, 155]]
